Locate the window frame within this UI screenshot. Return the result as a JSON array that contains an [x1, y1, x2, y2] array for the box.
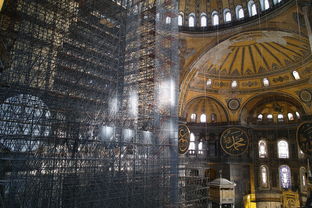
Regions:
[[200, 13, 208, 27], [223, 9, 232, 23], [278, 139, 289, 159], [248, 1, 257, 16], [258, 139, 268, 158], [178, 13, 183, 26], [211, 11, 219, 26], [279, 165, 291, 189], [260, 0, 270, 11], [188, 13, 195, 27], [200, 113, 207, 123], [259, 165, 269, 188], [236, 5, 244, 20]]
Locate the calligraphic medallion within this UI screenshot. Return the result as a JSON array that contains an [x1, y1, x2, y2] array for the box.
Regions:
[[220, 128, 249, 155], [178, 124, 190, 154], [297, 122, 312, 156]]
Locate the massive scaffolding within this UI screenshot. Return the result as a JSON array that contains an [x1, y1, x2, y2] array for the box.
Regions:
[[0, 0, 179, 207]]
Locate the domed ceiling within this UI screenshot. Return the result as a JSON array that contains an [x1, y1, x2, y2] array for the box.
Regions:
[[194, 31, 310, 78]]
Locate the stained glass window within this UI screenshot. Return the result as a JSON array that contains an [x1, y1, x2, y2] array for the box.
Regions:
[[279, 165, 291, 189]]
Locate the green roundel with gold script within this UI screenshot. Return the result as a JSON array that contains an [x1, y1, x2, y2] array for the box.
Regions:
[[297, 122, 312, 156], [178, 124, 190, 154], [220, 128, 249, 156]]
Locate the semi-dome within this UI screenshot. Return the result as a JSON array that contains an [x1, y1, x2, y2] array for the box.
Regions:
[[194, 31, 310, 78]]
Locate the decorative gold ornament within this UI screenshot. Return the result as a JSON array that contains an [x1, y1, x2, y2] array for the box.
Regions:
[[297, 122, 312, 156], [178, 124, 190, 154], [220, 128, 249, 156], [0, 0, 3, 12]]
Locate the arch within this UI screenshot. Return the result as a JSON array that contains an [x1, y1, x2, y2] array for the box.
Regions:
[[211, 11, 219, 26], [190, 113, 197, 122], [211, 113, 217, 123], [258, 139, 268, 158], [0, 94, 51, 152], [198, 141, 203, 154], [259, 165, 269, 188], [236, 5, 244, 20], [188, 13, 195, 27], [277, 114, 284, 122], [223, 8, 232, 23], [292, 70, 300, 80], [239, 92, 307, 123], [183, 96, 230, 122], [273, 0, 282, 5], [260, 0, 270, 11], [200, 114, 207, 123], [248, 1, 257, 16], [165, 16, 171, 24], [178, 12, 183, 26], [279, 165, 291, 189], [200, 13, 207, 27], [189, 132, 196, 154], [278, 139, 289, 158]]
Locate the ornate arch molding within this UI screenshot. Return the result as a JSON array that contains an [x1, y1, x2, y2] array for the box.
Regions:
[[238, 91, 307, 120], [182, 95, 230, 122]]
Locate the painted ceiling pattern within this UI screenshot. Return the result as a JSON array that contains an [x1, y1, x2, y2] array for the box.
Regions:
[[195, 31, 310, 78]]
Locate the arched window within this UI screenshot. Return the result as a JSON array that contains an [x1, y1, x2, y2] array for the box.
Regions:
[[277, 114, 284, 122], [300, 167, 307, 192], [278, 140, 289, 158], [260, 0, 270, 11], [198, 141, 203, 154], [287, 113, 294, 121], [189, 14, 195, 27], [236, 5, 244, 20], [267, 114, 273, 120], [200, 13, 207, 27], [231, 80, 238, 88], [189, 132, 196, 154], [296, 112, 300, 119], [260, 165, 269, 188], [279, 165, 291, 189], [258, 140, 268, 158], [206, 79, 212, 87], [190, 113, 197, 122], [292, 71, 300, 80], [273, 0, 282, 5], [212, 11, 219, 26], [224, 9, 232, 22], [156, 13, 160, 21], [200, 114, 207, 123], [165, 16, 171, 24], [0, 94, 51, 152], [248, 1, 257, 16], [263, 78, 269, 87], [257, 114, 263, 121], [178, 13, 183, 26], [211, 113, 216, 123]]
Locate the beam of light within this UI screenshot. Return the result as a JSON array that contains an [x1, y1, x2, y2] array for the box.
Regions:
[[128, 90, 138, 117]]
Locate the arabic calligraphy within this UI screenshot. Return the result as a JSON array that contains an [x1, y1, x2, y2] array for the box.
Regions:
[[221, 128, 249, 155], [178, 124, 190, 154]]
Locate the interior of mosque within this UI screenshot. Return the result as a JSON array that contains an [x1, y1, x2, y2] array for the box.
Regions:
[[0, 0, 312, 207]]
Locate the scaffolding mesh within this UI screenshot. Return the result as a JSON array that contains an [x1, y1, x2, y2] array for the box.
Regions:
[[0, 0, 179, 207]]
